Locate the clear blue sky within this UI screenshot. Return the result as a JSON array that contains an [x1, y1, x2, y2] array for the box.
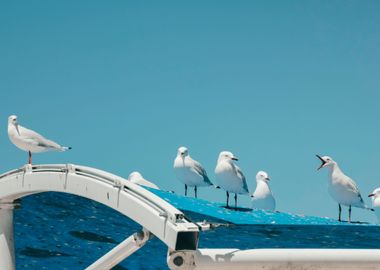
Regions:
[[1, 1, 379, 222]]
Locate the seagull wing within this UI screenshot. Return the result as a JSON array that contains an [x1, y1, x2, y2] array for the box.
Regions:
[[344, 175, 365, 205], [193, 160, 213, 185], [235, 164, 249, 193], [19, 125, 62, 150]]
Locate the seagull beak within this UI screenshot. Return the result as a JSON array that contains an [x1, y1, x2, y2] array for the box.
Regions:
[[368, 194, 375, 198], [232, 156, 238, 161], [266, 177, 270, 181], [15, 123, 20, 136], [316, 154, 326, 170]]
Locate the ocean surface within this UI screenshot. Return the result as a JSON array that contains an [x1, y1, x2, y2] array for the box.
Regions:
[[15, 192, 380, 270]]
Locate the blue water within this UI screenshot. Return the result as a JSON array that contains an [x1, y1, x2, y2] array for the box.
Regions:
[[15, 192, 380, 269]]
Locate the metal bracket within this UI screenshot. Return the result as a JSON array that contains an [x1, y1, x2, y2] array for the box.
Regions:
[[134, 228, 152, 246], [167, 250, 195, 270]]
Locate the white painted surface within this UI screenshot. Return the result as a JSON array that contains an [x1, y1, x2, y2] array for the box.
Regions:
[[0, 234, 14, 270], [174, 249, 380, 270], [0, 201, 16, 270], [0, 164, 199, 253]]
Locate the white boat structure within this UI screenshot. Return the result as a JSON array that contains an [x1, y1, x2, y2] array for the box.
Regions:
[[0, 164, 379, 270]]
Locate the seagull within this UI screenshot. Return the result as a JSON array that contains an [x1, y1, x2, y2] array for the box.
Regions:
[[7, 115, 71, 164], [368, 188, 380, 222], [127, 171, 159, 189], [251, 171, 276, 211], [316, 154, 373, 222], [173, 146, 213, 198], [215, 151, 249, 209]]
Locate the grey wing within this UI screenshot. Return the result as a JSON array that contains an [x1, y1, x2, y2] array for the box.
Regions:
[[346, 177, 365, 204], [235, 165, 249, 193], [19, 126, 46, 141], [19, 126, 62, 149], [193, 161, 213, 185]]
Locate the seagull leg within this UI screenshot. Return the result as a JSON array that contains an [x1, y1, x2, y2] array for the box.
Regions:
[[185, 184, 188, 196], [234, 193, 238, 210], [226, 192, 229, 208], [194, 186, 197, 199], [348, 205, 352, 223], [338, 204, 342, 222], [28, 151, 32, 165]]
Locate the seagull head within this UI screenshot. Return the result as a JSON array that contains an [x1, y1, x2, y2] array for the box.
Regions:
[[8, 115, 18, 125], [177, 146, 189, 158], [218, 151, 238, 162], [128, 171, 143, 182], [8, 115, 20, 135], [368, 188, 380, 200], [256, 171, 270, 182], [316, 155, 335, 170]]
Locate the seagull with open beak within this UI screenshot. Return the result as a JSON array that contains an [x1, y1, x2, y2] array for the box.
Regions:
[[316, 154, 373, 222]]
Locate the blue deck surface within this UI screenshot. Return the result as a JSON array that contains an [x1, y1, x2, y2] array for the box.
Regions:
[[149, 188, 374, 226]]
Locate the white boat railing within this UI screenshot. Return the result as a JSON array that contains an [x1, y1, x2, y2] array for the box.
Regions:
[[0, 164, 199, 270]]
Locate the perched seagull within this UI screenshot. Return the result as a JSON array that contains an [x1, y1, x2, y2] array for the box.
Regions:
[[316, 155, 373, 222], [215, 151, 249, 209], [8, 115, 71, 164], [173, 146, 213, 198], [127, 171, 159, 189], [368, 188, 380, 222], [251, 171, 276, 211]]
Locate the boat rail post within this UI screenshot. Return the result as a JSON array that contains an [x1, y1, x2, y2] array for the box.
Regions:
[[85, 228, 152, 270], [0, 200, 18, 270]]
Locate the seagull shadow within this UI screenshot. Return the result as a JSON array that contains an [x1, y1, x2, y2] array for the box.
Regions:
[[221, 206, 252, 212], [338, 220, 370, 225]]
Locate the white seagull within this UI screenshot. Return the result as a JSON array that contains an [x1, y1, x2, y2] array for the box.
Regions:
[[316, 154, 373, 222], [215, 151, 249, 209], [368, 188, 380, 223], [173, 146, 213, 198], [127, 171, 159, 189], [251, 171, 276, 211], [8, 115, 71, 164]]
